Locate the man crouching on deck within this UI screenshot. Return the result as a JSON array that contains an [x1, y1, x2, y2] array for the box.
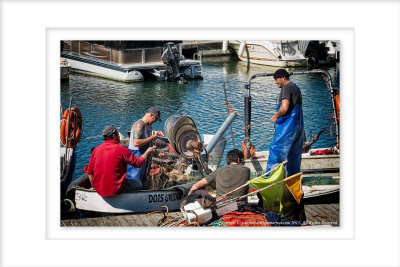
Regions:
[[86, 125, 156, 197], [188, 149, 250, 207]]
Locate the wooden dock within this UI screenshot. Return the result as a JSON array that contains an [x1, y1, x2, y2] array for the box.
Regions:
[[61, 203, 339, 227]]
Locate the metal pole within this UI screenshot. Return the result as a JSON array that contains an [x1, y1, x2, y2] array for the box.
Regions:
[[290, 70, 339, 145], [244, 70, 340, 148], [205, 111, 237, 155], [63, 97, 72, 172], [223, 83, 235, 149], [222, 41, 228, 52]]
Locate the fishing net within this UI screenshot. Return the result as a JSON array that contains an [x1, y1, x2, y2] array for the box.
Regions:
[[147, 164, 203, 190], [302, 176, 339, 186]]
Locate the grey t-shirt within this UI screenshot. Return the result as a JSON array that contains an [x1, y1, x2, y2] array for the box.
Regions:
[[279, 82, 302, 116], [205, 164, 250, 205]]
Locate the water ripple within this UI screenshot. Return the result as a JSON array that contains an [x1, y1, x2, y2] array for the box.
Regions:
[[61, 57, 339, 179]]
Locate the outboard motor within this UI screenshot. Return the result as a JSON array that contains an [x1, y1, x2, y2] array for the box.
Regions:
[[162, 42, 186, 83]]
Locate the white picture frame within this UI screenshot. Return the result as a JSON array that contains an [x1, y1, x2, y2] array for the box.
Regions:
[[1, 1, 399, 266]]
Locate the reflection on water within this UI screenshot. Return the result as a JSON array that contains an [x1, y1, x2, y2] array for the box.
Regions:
[[61, 56, 339, 180]]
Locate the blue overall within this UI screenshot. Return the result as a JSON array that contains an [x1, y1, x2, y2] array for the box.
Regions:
[[266, 92, 304, 176], [126, 120, 152, 189]]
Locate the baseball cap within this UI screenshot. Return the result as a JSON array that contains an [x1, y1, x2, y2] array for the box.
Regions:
[[147, 107, 162, 122], [273, 69, 290, 79], [102, 125, 119, 137]]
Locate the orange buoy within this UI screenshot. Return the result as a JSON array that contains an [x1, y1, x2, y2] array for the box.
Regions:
[[334, 93, 340, 124], [60, 107, 82, 148]]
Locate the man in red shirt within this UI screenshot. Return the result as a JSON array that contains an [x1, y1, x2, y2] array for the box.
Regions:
[[86, 126, 155, 197]]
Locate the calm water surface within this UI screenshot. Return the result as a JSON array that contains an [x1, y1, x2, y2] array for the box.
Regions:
[[61, 56, 340, 180]]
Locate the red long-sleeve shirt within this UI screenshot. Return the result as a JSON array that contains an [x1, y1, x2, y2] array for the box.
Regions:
[[86, 140, 145, 197]]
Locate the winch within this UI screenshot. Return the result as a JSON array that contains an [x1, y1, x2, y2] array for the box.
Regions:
[[164, 115, 210, 175]]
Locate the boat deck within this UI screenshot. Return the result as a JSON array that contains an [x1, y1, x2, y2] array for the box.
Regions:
[[61, 203, 339, 227]]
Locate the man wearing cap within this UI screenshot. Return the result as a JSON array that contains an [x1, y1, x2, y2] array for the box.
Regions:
[[85, 126, 156, 197], [187, 149, 250, 207], [127, 107, 167, 189], [266, 68, 306, 221]]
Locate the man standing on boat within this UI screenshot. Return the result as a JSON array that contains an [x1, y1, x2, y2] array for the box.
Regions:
[[86, 126, 155, 197], [188, 149, 250, 207], [127, 107, 168, 189], [266, 69, 306, 221]]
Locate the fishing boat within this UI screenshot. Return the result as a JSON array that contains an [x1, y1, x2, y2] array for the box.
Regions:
[[60, 41, 203, 82], [242, 70, 340, 203], [60, 100, 83, 215], [229, 40, 308, 67], [71, 182, 192, 214], [65, 113, 235, 214], [246, 148, 340, 177], [60, 147, 76, 195]]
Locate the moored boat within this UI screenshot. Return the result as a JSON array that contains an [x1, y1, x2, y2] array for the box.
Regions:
[[60, 41, 203, 82], [60, 100, 83, 215], [60, 102, 82, 195], [65, 112, 235, 215], [299, 40, 340, 66], [72, 182, 192, 214], [229, 40, 339, 67], [229, 40, 308, 67]]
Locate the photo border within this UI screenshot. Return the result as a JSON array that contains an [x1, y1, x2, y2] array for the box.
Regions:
[[1, 1, 399, 266], [48, 27, 354, 241]]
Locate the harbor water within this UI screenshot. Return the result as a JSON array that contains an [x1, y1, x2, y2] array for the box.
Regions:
[[61, 56, 339, 181]]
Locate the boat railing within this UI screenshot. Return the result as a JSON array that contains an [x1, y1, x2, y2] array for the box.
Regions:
[[193, 53, 202, 63], [61, 41, 164, 65], [243, 69, 339, 151]]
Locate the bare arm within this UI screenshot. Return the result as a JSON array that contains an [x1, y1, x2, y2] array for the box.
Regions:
[[141, 146, 156, 159], [271, 99, 289, 122], [88, 174, 94, 189], [131, 122, 163, 147], [188, 178, 209, 195]]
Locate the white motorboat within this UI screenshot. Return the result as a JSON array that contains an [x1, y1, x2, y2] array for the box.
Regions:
[[229, 40, 308, 67], [74, 183, 192, 214], [60, 41, 203, 82]]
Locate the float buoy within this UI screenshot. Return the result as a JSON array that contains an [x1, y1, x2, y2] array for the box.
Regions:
[[334, 93, 340, 124], [61, 107, 82, 148]]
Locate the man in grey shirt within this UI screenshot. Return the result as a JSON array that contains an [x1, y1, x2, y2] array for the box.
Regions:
[[188, 149, 250, 206]]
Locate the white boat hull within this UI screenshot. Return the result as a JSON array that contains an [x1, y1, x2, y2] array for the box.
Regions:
[[230, 40, 308, 67], [75, 186, 190, 213], [66, 57, 144, 82], [245, 148, 340, 202], [244, 149, 340, 176], [302, 184, 339, 199]]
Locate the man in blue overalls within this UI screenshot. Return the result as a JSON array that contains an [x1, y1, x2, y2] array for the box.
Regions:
[[266, 69, 306, 221], [126, 107, 167, 189]]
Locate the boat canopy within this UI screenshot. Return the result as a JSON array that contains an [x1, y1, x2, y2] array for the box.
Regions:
[[80, 41, 182, 50]]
